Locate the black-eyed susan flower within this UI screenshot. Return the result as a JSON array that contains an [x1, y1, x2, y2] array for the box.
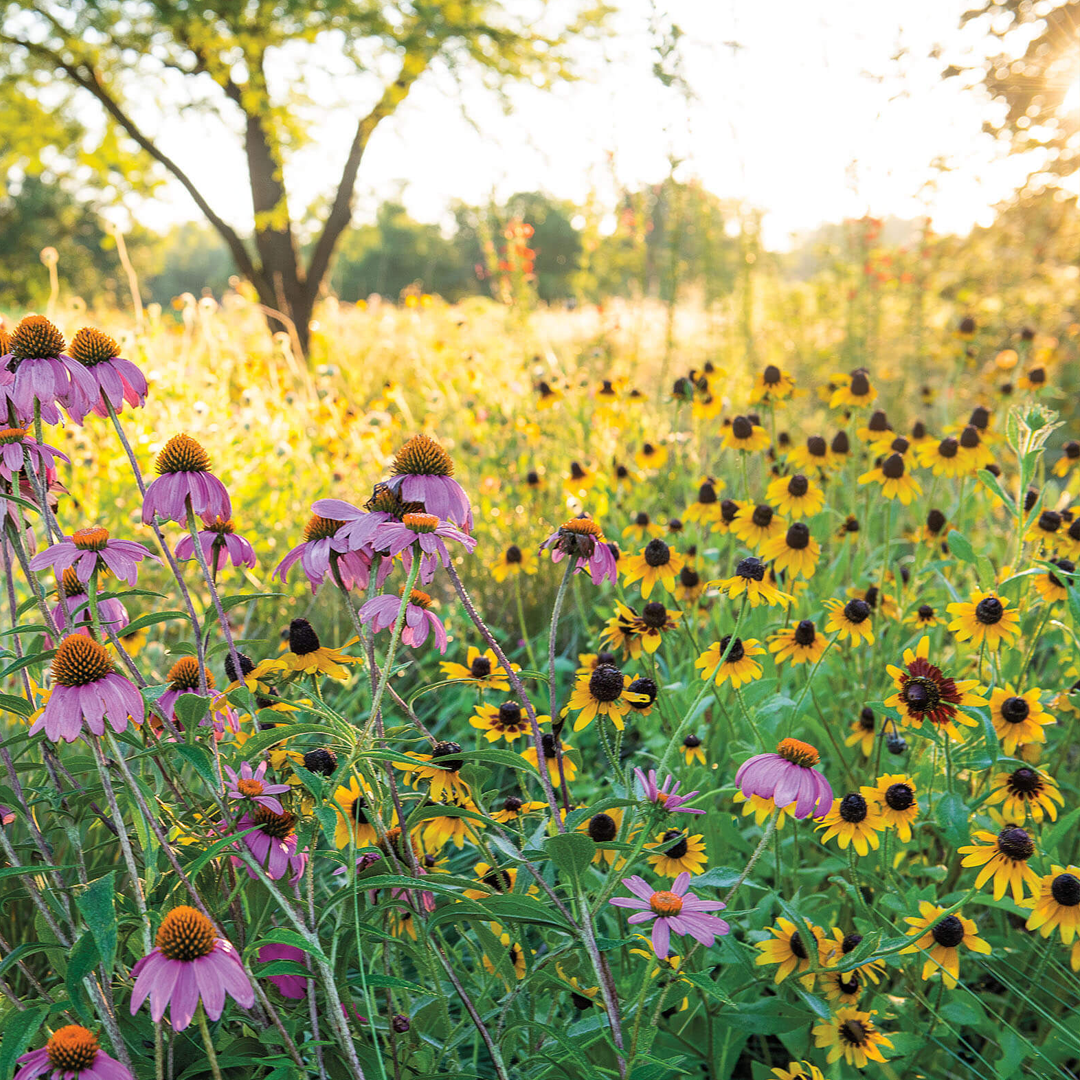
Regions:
[[394, 742, 469, 800], [711, 498, 746, 535], [721, 414, 770, 453], [522, 732, 577, 786], [684, 479, 726, 526], [906, 603, 941, 628], [761, 522, 821, 579], [576, 650, 618, 675], [822, 929, 885, 988], [846, 584, 899, 621], [901, 902, 991, 988], [857, 409, 892, 445], [561, 664, 648, 731], [755, 918, 827, 987], [621, 539, 684, 599], [695, 636, 766, 689], [490, 795, 547, 824], [1026, 865, 1080, 949], [858, 452, 921, 504], [1018, 365, 1048, 391], [917, 435, 966, 478], [908, 418, 934, 447], [563, 460, 596, 495], [786, 435, 831, 474], [824, 597, 874, 646], [829, 368, 876, 409], [750, 363, 796, 403], [959, 827, 1041, 903], [816, 793, 886, 855], [1034, 557, 1075, 602], [422, 794, 486, 851], [812, 1007, 892, 1069], [716, 556, 790, 606], [482, 924, 528, 982], [1053, 440, 1080, 478], [946, 588, 1020, 651], [767, 472, 825, 517], [845, 707, 876, 757], [819, 967, 866, 1006], [731, 503, 786, 551], [829, 429, 851, 466], [770, 1061, 827, 1080], [622, 511, 664, 544], [1061, 517, 1080, 560], [1026, 508, 1064, 549], [885, 635, 988, 739], [489, 543, 537, 582], [600, 602, 646, 658], [583, 808, 628, 866], [867, 774, 919, 841], [634, 442, 669, 470], [280, 618, 359, 681], [681, 733, 706, 767], [333, 777, 379, 849], [673, 563, 707, 604], [835, 515, 860, 541], [918, 508, 951, 548], [986, 765, 1063, 824], [769, 619, 828, 666], [463, 861, 520, 899], [646, 829, 708, 877], [733, 792, 797, 829], [535, 380, 562, 408], [635, 602, 683, 653], [470, 700, 549, 744], [440, 647, 519, 692], [957, 423, 994, 471], [989, 684, 1055, 755]]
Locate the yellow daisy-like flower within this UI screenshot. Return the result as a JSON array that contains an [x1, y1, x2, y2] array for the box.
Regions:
[[819, 967, 866, 1006], [711, 497, 748, 536], [946, 588, 1020, 651], [470, 701, 549, 744], [646, 829, 708, 878], [1061, 518, 1080, 560], [856, 409, 892, 445], [828, 430, 852, 466], [845, 708, 876, 757], [786, 435, 832, 475], [463, 861, 521, 899], [280, 620, 360, 681], [959, 827, 1041, 903], [634, 442, 669, 470], [884, 635, 988, 740], [769, 620, 828, 666], [749, 364, 796, 403], [1017, 365, 1048, 391], [481, 924, 528, 983], [683, 479, 726, 525], [770, 1061, 827, 1080], [1053, 440, 1080, 478], [489, 543, 538, 583], [576, 651, 618, 675], [1026, 865, 1080, 945], [673, 563, 707, 604], [599, 602, 646, 658], [581, 807, 628, 866], [1033, 557, 1075, 603], [989, 684, 1055, 756], [829, 368, 877, 409], [821, 928, 885, 987], [333, 776, 379, 850], [901, 901, 991, 989], [563, 460, 596, 495], [986, 765, 1063, 824], [816, 793, 886, 856], [867, 774, 919, 841], [422, 794, 486, 851], [680, 733, 706, 767], [823, 597, 875, 646], [534, 379, 562, 409], [721, 414, 771, 453], [846, 584, 899, 621], [521, 733, 577, 787], [905, 602, 941, 628], [394, 742, 470, 800], [857, 452, 921, 505], [440, 647, 520, 691], [621, 539, 684, 599], [917, 435, 967, 478], [761, 523, 821, 579], [813, 1007, 892, 1069], [733, 792, 796, 830], [716, 556, 792, 607], [956, 424, 995, 471], [1025, 507, 1064, 550], [906, 418, 935, 447], [767, 472, 825, 518], [622, 511, 665, 544], [561, 664, 649, 731], [633, 601, 683, 653], [490, 795, 547, 824], [628, 939, 693, 1011], [695, 636, 766, 689], [731, 503, 786, 551], [755, 917, 827, 988]]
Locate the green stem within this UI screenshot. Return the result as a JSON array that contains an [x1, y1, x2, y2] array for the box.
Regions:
[[368, 556, 422, 733], [197, 1009, 224, 1080], [722, 810, 778, 907], [548, 559, 575, 729]]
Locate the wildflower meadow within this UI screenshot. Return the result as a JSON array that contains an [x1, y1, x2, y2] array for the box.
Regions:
[[0, 254, 1078, 1080]]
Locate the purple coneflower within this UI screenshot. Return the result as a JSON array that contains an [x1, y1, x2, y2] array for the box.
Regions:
[[374, 512, 476, 583], [225, 761, 291, 814], [735, 737, 833, 820], [541, 517, 618, 585], [175, 514, 256, 573], [153, 656, 237, 736], [275, 509, 382, 593], [634, 767, 705, 815], [29, 525, 157, 586], [0, 805, 15, 826], [0, 315, 96, 425], [386, 434, 472, 530], [15, 1025, 134, 1080], [610, 872, 729, 958], [233, 806, 307, 882], [31, 635, 143, 743], [142, 433, 231, 525], [0, 425, 68, 482], [68, 327, 148, 416], [130, 906, 253, 1031], [310, 497, 389, 551], [359, 587, 448, 652], [257, 942, 307, 999], [49, 568, 129, 645]]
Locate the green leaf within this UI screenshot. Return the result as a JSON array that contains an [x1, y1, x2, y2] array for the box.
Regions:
[[174, 693, 211, 729], [479, 893, 573, 930], [75, 872, 117, 976], [544, 832, 595, 879], [229, 723, 329, 758], [251, 927, 329, 965], [0, 650, 54, 681], [947, 531, 977, 566], [0, 1006, 50, 1080], [65, 932, 100, 1023], [679, 969, 734, 1005], [691, 865, 759, 890], [0, 942, 52, 980], [357, 972, 431, 995], [934, 792, 971, 847], [0, 692, 33, 717], [171, 743, 219, 790], [977, 469, 1014, 513], [122, 610, 189, 634]]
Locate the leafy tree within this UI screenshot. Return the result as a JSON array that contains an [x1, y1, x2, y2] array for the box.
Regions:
[[0, 0, 610, 357]]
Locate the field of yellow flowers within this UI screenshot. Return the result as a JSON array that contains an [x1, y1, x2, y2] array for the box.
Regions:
[[1, 267, 1079, 1080]]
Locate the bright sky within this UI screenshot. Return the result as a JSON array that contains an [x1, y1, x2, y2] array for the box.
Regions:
[[134, 0, 1062, 250]]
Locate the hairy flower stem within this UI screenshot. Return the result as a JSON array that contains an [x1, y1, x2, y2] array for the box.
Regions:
[[548, 558, 575, 728], [722, 809, 778, 906], [367, 557, 422, 736], [196, 1009, 224, 1080]]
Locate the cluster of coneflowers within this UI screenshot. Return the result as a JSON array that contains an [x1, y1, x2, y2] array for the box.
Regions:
[[0, 311, 1077, 1080]]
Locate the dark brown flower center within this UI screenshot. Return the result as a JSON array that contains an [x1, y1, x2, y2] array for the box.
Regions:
[[502, 796, 523, 813], [717, 635, 744, 664], [763, 365, 781, 385], [911, 420, 927, 439], [391, 434, 453, 476], [156, 906, 217, 961], [52, 635, 114, 687], [890, 437, 910, 454], [505, 545, 522, 564], [885, 783, 914, 811], [303, 747, 337, 775], [789, 930, 808, 959], [661, 829, 688, 859], [696, 481, 717, 504], [850, 371, 870, 397], [497, 701, 524, 728], [938, 437, 958, 459], [842, 932, 862, 954], [732, 416, 754, 440], [785, 523, 810, 550], [882, 453, 905, 479], [975, 597, 1004, 624], [470, 655, 493, 678], [788, 474, 809, 497], [1049, 559, 1075, 588], [720, 499, 739, 523], [683, 733, 701, 748], [288, 618, 321, 655], [843, 599, 871, 624], [627, 676, 658, 708], [588, 812, 618, 842], [642, 602, 669, 629], [831, 431, 850, 454], [927, 509, 946, 533], [868, 410, 889, 432], [643, 539, 671, 567], [859, 707, 875, 731], [918, 604, 935, 620], [807, 436, 827, 458], [839, 1019, 868, 1047], [960, 425, 981, 449], [751, 505, 773, 528], [589, 665, 626, 702], [932, 915, 965, 948], [1038, 510, 1061, 533], [679, 566, 700, 588], [1000, 695, 1029, 724], [1009, 767, 1041, 793], [997, 827, 1034, 861], [736, 556, 766, 581], [1065, 441, 1080, 460], [431, 741, 464, 771], [794, 620, 816, 646], [1051, 873, 1080, 907], [839, 793, 868, 823]]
